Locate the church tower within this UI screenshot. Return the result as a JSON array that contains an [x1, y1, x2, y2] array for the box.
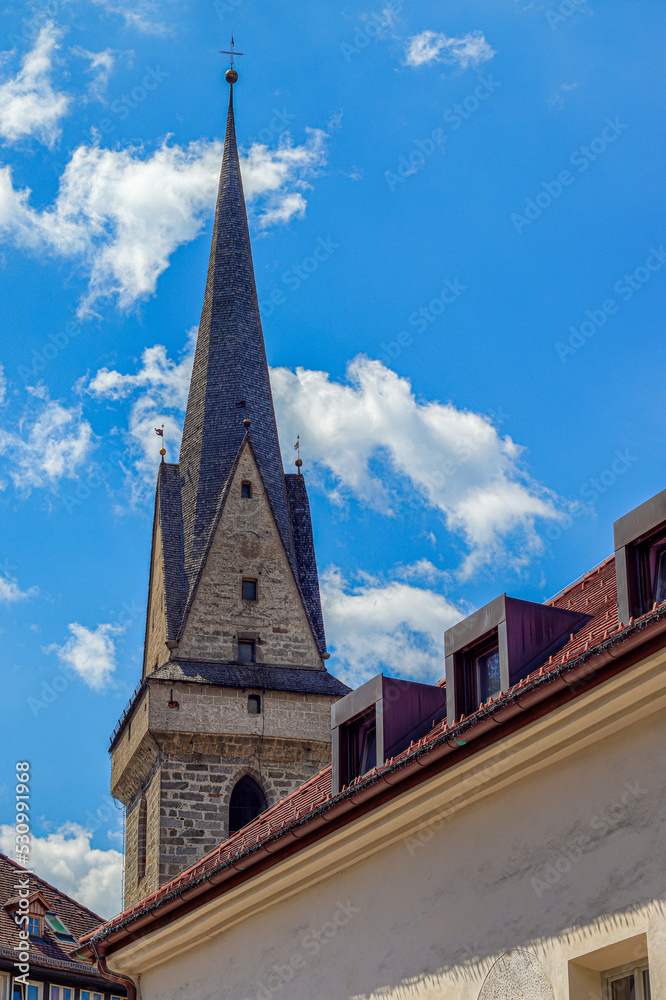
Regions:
[[109, 63, 349, 910]]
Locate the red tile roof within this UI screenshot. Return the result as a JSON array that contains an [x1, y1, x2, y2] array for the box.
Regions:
[[0, 852, 123, 989], [83, 552, 666, 950]]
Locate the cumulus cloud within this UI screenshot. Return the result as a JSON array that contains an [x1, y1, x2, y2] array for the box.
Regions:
[[0, 23, 70, 147], [0, 390, 93, 493], [404, 30, 495, 70], [86, 326, 196, 494], [322, 566, 465, 686], [271, 357, 565, 577], [49, 621, 122, 690], [87, 341, 565, 574], [0, 823, 123, 919], [0, 128, 327, 313]]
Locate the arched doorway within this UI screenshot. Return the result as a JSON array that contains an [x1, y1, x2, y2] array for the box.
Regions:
[[228, 775, 267, 834]]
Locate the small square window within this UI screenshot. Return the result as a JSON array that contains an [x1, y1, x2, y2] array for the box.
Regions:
[[238, 640, 255, 663], [241, 481, 252, 498], [248, 694, 261, 715], [242, 579, 257, 601], [27, 916, 41, 936]]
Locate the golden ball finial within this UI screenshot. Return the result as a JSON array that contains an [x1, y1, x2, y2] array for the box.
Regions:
[[242, 418, 251, 429], [159, 447, 166, 457], [295, 458, 303, 471], [225, 68, 238, 85]]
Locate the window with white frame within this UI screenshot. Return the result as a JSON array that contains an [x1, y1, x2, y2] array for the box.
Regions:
[[603, 961, 650, 1000], [13, 982, 41, 1000]]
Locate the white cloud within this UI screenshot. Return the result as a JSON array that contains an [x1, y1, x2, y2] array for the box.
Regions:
[[0, 128, 327, 314], [404, 30, 495, 70], [90, 0, 171, 36], [0, 390, 93, 493], [87, 342, 566, 575], [71, 46, 116, 101], [270, 357, 565, 578], [86, 326, 196, 495], [0, 23, 70, 147], [0, 571, 37, 603], [0, 823, 123, 919], [49, 621, 122, 690], [322, 566, 464, 687]]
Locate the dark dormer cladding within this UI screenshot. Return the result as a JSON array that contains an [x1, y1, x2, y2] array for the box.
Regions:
[[614, 487, 666, 625], [331, 674, 448, 794], [444, 595, 591, 723]]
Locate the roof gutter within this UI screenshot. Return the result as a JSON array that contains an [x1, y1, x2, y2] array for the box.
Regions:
[[82, 607, 666, 957]]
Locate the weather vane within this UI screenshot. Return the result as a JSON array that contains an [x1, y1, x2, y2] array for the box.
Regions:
[[220, 33, 244, 83], [155, 424, 166, 460], [294, 434, 303, 474]]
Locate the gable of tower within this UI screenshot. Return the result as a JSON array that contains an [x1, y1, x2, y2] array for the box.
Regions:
[[177, 441, 323, 668], [144, 508, 168, 678]]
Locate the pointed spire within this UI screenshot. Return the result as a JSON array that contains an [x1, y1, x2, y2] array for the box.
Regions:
[[178, 63, 294, 604]]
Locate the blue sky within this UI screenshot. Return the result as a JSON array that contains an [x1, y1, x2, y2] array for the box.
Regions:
[[0, 0, 664, 917]]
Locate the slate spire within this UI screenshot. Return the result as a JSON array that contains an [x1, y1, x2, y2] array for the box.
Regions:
[[178, 73, 294, 599]]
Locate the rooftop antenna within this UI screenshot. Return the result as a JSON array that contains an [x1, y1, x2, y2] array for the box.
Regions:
[[294, 434, 302, 474], [220, 32, 244, 84], [155, 424, 166, 461]]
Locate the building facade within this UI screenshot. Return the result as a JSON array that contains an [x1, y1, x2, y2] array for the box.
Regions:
[[0, 853, 125, 1000], [108, 67, 348, 911], [83, 489, 666, 1000]]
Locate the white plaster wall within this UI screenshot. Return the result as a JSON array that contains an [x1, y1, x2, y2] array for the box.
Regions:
[[137, 710, 666, 1000]]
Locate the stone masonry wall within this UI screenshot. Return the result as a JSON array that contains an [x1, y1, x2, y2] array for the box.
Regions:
[[158, 737, 329, 885], [149, 681, 335, 744], [178, 446, 322, 668], [144, 512, 167, 678], [124, 765, 161, 910]]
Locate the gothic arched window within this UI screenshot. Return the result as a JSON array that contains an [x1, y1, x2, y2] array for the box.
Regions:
[[228, 776, 267, 835]]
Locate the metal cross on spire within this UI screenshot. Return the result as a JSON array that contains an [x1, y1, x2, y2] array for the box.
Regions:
[[220, 33, 244, 70]]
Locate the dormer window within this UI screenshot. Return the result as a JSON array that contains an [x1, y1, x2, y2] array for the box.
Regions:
[[27, 915, 41, 936], [241, 481, 252, 498], [474, 636, 501, 704], [614, 488, 666, 622], [331, 674, 447, 794], [445, 595, 590, 723], [339, 708, 377, 788]]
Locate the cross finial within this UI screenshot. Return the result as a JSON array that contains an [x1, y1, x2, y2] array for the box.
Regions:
[[220, 33, 244, 81]]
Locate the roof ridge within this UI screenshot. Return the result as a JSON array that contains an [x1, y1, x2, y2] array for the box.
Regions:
[[545, 554, 615, 606], [0, 852, 105, 923]]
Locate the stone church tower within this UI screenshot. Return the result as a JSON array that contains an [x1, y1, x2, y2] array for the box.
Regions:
[[109, 67, 349, 910]]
